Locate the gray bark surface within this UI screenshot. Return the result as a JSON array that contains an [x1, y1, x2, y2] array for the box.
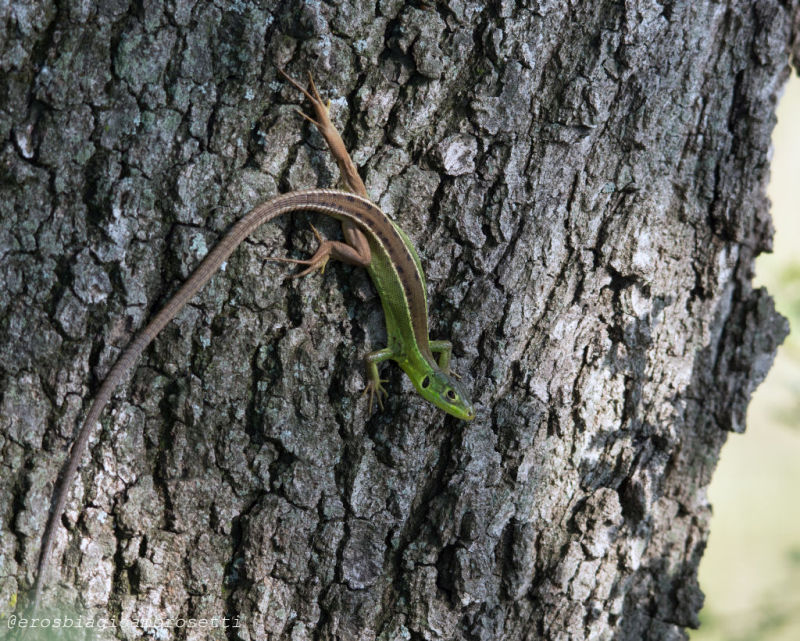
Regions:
[[0, 1, 796, 639]]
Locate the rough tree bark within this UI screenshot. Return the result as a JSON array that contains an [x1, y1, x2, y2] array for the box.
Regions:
[[1, 1, 797, 640]]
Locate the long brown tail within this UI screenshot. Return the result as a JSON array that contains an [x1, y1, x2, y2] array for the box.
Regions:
[[28, 189, 375, 611]]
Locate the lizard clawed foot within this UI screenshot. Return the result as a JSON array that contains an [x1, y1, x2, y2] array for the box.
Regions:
[[265, 224, 333, 278], [278, 68, 331, 128], [362, 378, 389, 412]]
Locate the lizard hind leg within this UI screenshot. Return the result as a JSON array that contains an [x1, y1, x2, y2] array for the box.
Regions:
[[278, 68, 331, 131], [277, 67, 368, 198], [265, 223, 370, 278]]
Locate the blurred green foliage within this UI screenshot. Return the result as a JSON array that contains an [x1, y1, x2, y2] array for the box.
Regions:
[[692, 74, 800, 641]]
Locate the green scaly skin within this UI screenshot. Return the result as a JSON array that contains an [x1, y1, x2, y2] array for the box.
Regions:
[[363, 218, 475, 421]]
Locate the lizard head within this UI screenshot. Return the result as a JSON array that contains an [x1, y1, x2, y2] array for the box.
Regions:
[[417, 370, 476, 421]]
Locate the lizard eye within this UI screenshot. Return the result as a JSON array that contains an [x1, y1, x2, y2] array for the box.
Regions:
[[446, 389, 456, 401], [421, 376, 430, 389]]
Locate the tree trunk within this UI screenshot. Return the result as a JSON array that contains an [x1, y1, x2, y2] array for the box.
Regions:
[[1, 1, 796, 639]]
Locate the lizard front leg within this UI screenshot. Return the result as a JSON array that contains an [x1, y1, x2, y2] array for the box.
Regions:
[[362, 348, 393, 411], [429, 339, 463, 378], [279, 69, 371, 263]]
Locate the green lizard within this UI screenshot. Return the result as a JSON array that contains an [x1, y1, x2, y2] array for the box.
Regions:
[[27, 70, 474, 614]]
